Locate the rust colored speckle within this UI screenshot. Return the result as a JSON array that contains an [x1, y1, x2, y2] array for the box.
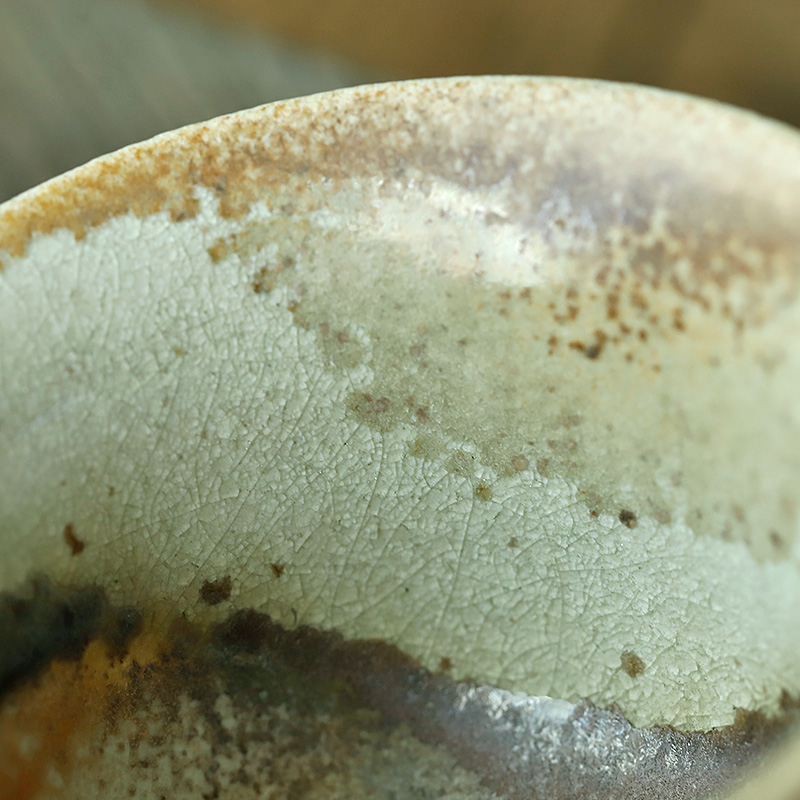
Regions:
[[251, 265, 279, 294], [63, 523, 85, 556], [536, 457, 549, 476], [595, 264, 611, 287], [511, 454, 529, 471], [621, 651, 646, 677], [271, 563, 286, 578], [207, 238, 228, 263], [507, 537, 519, 548], [606, 293, 620, 320], [630, 291, 648, 311], [568, 340, 586, 354], [439, 657, 453, 672], [415, 407, 430, 424], [199, 576, 232, 606], [584, 329, 608, 360], [619, 509, 638, 529], [585, 344, 602, 360], [475, 484, 492, 502], [568, 331, 609, 360], [349, 393, 391, 417]]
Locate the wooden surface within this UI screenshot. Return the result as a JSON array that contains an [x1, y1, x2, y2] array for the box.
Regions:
[[161, 0, 800, 129]]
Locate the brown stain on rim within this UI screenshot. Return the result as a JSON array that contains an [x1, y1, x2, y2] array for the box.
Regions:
[[0, 77, 797, 325]]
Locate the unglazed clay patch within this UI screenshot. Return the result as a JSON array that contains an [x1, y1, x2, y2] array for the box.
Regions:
[[1, 77, 800, 797], [0, 578, 789, 800]]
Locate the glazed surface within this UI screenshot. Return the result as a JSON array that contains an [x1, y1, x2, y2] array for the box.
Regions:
[[2, 77, 800, 731]]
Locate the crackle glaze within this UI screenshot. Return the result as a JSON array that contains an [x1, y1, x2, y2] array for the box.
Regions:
[[1, 78, 800, 789]]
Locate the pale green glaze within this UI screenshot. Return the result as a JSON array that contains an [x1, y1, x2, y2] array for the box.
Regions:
[[2, 77, 800, 731]]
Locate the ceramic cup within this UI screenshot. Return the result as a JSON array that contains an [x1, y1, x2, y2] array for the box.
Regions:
[[1, 76, 799, 799]]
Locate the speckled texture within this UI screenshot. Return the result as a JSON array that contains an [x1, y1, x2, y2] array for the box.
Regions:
[[1, 77, 800, 749], [0, 596, 785, 800], [26, 683, 502, 800]]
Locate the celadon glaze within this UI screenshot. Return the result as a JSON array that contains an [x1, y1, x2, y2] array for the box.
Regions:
[[1, 77, 800, 731]]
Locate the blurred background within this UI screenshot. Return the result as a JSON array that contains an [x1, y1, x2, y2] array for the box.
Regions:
[[1, 0, 799, 203]]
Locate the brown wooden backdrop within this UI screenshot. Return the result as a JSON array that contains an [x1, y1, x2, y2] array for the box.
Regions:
[[160, 0, 800, 129]]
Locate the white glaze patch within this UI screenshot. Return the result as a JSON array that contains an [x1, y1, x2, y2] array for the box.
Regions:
[[2, 182, 800, 730]]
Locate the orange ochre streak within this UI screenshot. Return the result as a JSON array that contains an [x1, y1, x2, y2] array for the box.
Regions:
[[0, 632, 164, 799]]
